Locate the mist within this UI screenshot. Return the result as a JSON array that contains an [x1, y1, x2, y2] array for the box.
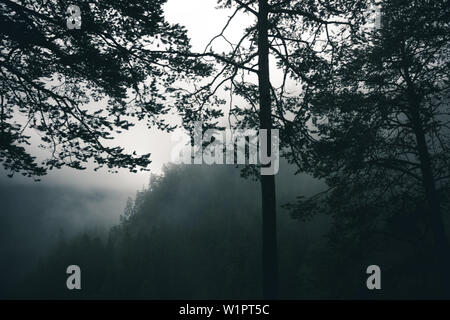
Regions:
[[4, 160, 329, 299], [0, 180, 128, 298]]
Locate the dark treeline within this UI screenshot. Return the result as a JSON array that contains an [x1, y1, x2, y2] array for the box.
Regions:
[[0, 183, 126, 299], [13, 163, 323, 299], [11, 162, 446, 299]]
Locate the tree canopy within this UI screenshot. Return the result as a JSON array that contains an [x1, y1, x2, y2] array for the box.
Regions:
[[286, 0, 449, 235], [283, 0, 450, 294], [0, 0, 210, 178]]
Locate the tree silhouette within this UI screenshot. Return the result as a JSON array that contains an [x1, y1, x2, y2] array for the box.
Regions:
[[175, 0, 368, 299], [285, 0, 450, 296], [0, 0, 210, 178]]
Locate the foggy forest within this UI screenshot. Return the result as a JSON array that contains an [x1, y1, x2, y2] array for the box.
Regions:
[[1, 0, 449, 300]]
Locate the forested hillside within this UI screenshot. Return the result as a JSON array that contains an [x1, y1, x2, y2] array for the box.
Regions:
[[12, 162, 446, 299]]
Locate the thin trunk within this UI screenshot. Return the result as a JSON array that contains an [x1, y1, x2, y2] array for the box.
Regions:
[[257, 0, 278, 299], [406, 80, 450, 297]]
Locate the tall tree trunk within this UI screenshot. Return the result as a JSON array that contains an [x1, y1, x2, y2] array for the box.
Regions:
[[406, 82, 450, 297], [257, 0, 278, 299]]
